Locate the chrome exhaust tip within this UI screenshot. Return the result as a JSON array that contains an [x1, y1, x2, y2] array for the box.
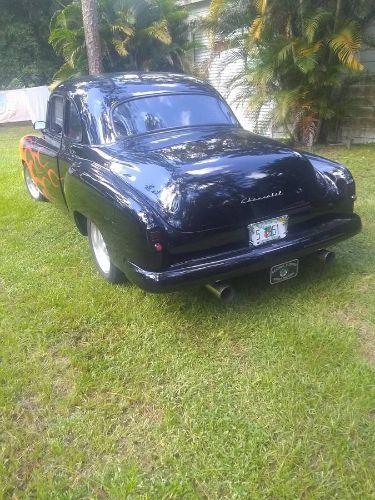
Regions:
[[205, 281, 235, 302], [316, 249, 336, 265]]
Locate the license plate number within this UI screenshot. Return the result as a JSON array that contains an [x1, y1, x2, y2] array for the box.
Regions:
[[270, 259, 299, 284], [248, 216, 288, 247]]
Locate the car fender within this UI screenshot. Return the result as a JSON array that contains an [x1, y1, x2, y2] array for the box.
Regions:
[[64, 160, 166, 273]]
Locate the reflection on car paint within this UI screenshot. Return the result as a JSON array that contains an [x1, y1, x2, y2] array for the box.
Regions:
[[18, 72, 361, 292]]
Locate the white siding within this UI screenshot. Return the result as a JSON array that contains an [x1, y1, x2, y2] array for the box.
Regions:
[[208, 50, 273, 134], [335, 76, 375, 144], [183, 0, 210, 68], [361, 20, 375, 74], [182, 0, 273, 134], [332, 21, 375, 143]]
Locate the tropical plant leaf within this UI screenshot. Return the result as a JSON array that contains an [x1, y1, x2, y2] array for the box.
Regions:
[[254, 0, 268, 15], [305, 8, 331, 43], [49, 0, 190, 78], [111, 24, 134, 37], [50, 62, 82, 88], [295, 53, 318, 73], [206, 0, 370, 146], [277, 40, 296, 64], [208, 0, 226, 22], [248, 63, 274, 87], [298, 41, 322, 57], [274, 88, 301, 121], [329, 22, 364, 71], [142, 19, 172, 44], [250, 16, 265, 41]]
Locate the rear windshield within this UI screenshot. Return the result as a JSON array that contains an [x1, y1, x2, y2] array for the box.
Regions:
[[112, 93, 238, 137]]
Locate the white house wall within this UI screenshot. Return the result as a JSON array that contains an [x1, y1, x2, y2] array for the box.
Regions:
[[181, 0, 273, 134]]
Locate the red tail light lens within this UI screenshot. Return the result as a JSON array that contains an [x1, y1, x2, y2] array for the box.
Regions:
[[148, 229, 164, 252]]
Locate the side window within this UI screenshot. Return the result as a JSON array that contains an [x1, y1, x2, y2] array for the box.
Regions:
[[48, 96, 64, 134], [65, 100, 82, 142]]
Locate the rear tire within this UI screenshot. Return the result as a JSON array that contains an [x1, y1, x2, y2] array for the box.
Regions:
[[87, 219, 126, 284], [23, 164, 47, 201]]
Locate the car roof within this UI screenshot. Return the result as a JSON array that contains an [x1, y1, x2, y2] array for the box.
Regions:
[[52, 72, 222, 145], [54, 72, 215, 99]]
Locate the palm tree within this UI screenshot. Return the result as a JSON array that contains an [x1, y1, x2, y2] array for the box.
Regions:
[[81, 0, 103, 74], [207, 0, 374, 146], [49, 0, 192, 84]]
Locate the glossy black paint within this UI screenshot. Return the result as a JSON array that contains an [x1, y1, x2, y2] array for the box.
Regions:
[[20, 72, 361, 292]]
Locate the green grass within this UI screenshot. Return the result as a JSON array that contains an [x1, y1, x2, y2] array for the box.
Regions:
[[0, 123, 374, 498]]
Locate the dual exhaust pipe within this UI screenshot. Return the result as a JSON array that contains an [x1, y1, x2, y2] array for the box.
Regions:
[[205, 249, 335, 302], [315, 249, 335, 265], [205, 281, 235, 303]]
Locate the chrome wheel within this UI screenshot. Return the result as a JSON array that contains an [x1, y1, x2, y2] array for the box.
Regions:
[[24, 167, 41, 199], [89, 222, 111, 274], [87, 219, 126, 284]]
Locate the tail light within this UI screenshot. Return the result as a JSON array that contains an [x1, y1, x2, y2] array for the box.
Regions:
[[148, 229, 164, 253]]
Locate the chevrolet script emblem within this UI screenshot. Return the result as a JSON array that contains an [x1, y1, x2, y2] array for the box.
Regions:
[[241, 190, 283, 204]]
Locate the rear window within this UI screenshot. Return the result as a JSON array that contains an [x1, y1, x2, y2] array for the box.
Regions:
[[112, 93, 238, 137]]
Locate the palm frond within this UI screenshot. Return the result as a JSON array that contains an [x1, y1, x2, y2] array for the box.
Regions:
[[295, 53, 318, 73], [277, 40, 296, 64], [48, 27, 85, 61], [69, 44, 86, 67], [142, 19, 172, 44], [208, 0, 226, 22], [52, 1, 82, 30], [274, 88, 302, 122], [250, 16, 265, 41], [113, 38, 129, 56], [111, 24, 134, 37], [247, 90, 269, 111], [247, 63, 274, 87], [298, 41, 322, 57], [50, 62, 83, 88], [254, 0, 267, 15], [329, 22, 364, 71], [304, 8, 331, 43]]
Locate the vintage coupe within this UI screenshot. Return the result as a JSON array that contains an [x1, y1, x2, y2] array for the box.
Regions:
[[20, 73, 361, 298]]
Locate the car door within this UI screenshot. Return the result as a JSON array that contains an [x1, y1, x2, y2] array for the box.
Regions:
[[34, 94, 67, 208], [57, 98, 84, 198]]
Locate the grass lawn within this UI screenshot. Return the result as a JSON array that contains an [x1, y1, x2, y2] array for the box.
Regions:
[[0, 123, 374, 498]]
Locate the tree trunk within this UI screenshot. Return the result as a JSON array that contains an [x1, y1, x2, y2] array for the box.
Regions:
[[333, 0, 342, 32], [299, 0, 304, 32], [81, 0, 103, 75]]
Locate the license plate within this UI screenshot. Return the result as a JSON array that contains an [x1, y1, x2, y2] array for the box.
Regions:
[[270, 259, 299, 284], [248, 215, 288, 247]]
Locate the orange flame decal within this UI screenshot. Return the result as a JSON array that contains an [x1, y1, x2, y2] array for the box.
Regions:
[[20, 136, 63, 202]]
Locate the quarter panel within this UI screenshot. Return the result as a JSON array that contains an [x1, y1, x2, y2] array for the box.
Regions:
[[64, 160, 165, 276]]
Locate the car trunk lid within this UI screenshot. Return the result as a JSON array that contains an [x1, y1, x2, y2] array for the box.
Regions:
[[108, 126, 322, 232]]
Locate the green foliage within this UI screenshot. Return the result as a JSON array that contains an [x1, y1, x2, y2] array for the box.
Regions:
[[207, 0, 375, 146], [0, 0, 62, 90], [49, 0, 193, 85]]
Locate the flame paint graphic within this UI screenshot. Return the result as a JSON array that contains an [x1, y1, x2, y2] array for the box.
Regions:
[[19, 136, 63, 202]]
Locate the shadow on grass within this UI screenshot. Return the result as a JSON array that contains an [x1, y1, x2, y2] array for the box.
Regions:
[[156, 233, 370, 319]]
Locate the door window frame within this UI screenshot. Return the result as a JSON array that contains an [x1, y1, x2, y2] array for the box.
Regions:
[[46, 93, 65, 137], [63, 98, 83, 143]]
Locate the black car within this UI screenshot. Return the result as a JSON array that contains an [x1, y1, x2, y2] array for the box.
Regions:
[[20, 72, 361, 298]]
